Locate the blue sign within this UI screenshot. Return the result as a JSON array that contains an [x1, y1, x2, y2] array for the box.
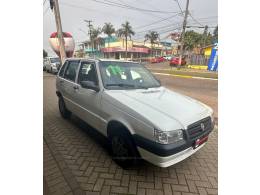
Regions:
[[208, 44, 218, 71]]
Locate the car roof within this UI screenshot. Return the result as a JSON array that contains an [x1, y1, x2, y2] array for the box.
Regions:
[[45, 56, 60, 59], [66, 58, 137, 63]]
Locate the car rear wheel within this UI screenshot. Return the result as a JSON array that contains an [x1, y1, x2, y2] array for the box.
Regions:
[[58, 97, 71, 119], [109, 130, 140, 168]]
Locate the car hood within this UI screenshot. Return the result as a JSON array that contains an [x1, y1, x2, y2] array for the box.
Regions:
[[105, 87, 212, 131]]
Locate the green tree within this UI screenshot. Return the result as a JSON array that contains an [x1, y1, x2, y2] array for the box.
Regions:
[[213, 25, 218, 42], [102, 23, 115, 58], [90, 27, 102, 52], [183, 30, 202, 51], [43, 49, 48, 58], [117, 21, 135, 59], [145, 31, 159, 57]]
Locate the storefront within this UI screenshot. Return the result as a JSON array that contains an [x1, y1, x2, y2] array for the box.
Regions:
[[101, 47, 149, 60]]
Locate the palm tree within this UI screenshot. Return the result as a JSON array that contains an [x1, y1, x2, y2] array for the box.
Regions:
[[102, 23, 115, 58], [90, 27, 101, 55], [144, 31, 159, 57], [117, 21, 135, 59]]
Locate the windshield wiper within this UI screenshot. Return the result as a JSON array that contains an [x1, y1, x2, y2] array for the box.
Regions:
[[106, 83, 135, 88]]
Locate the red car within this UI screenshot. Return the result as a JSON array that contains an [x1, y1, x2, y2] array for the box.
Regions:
[[150, 56, 165, 63], [169, 57, 186, 66]]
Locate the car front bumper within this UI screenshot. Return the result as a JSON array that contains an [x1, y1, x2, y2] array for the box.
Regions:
[[133, 117, 214, 167], [137, 143, 205, 167], [52, 67, 58, 73]]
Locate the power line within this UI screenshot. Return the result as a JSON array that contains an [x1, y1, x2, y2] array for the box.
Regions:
[[134, 25, 182, 39], [113, 0, 177, 24], [186, 25, 216, 29], [59, 2, 150, 23], [117, 0, 181, 25], [134, 18, 214, 38], [191, 15, 218, 20], [188, 12, 204, 26], [135, 22, 181, 35], [134, 12, 182, 30], [90, 0, 180, 14], [174, 0, 184, 16]]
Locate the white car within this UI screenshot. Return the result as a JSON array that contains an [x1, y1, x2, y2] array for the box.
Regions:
[[56, 58, 214, 168], [163, 55, 173, 61], [44, 57, 61, 74]]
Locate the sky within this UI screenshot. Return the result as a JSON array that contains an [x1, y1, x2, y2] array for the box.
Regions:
[[43, 0, 218, 56]]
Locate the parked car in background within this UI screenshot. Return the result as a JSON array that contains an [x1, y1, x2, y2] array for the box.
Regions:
[[149, 56, 165, 63], [56, 58, 214, 168], [43, 59, 46, 71], [163, 55, 173, 61], [45, 57, 61, 74], [169, 57, 186, 67]]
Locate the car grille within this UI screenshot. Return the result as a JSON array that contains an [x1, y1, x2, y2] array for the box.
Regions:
[[187, 117, 212, 139]]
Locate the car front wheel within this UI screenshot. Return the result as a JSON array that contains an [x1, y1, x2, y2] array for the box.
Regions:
[[58, 97, 71, 119], [109, 131, 140, 168]]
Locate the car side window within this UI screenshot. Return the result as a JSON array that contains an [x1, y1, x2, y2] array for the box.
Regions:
[[58, 61, 68, 77], [78, 62, 98, 85], [64, 60, 80, 82]]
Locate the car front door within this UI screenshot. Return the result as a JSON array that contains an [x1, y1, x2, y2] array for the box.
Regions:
[[73, 61, 104, 132], [61, 60, 80, 114]]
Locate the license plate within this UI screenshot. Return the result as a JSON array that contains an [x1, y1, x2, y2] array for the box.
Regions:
[[193, 135, 208, 149]]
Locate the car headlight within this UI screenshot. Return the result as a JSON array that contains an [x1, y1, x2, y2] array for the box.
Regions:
[[210, 112, 215, 127], [154, 129, 183, 144]]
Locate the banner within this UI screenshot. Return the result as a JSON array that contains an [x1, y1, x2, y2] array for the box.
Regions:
[[207, 44, 218, 71]]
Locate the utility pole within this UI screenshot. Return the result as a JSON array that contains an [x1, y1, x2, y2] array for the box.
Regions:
[[178, 0, 189, 68], [84, 20, 93, 57], [50, 0, 66, 63], [203, 25, 209, 47]]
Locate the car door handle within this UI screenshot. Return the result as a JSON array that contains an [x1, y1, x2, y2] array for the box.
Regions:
[[73, 85, 79, 90]]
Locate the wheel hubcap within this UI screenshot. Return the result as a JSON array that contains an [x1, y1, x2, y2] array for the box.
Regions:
[[112, 136, 128, 160]]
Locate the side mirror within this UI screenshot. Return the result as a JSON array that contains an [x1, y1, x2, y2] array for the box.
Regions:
[[80, 81, 100, 92]]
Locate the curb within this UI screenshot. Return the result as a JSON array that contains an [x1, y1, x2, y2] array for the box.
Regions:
[[152, 72, 218, 81]]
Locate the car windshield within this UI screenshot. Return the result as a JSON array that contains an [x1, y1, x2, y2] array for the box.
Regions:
[[99, 61, 161, 90], [50, 58, 60, 63]]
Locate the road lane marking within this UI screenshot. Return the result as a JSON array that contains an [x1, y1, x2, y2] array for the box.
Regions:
[[152, 72, 218, 81], [147, 68, 217, 75]]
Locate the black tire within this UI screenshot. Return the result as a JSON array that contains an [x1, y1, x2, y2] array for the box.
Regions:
[[58, 97, 71, 119], [109, 130, 140, 168]]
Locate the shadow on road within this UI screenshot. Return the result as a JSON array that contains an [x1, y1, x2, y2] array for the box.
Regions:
[[67, 114, 150, 170]]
